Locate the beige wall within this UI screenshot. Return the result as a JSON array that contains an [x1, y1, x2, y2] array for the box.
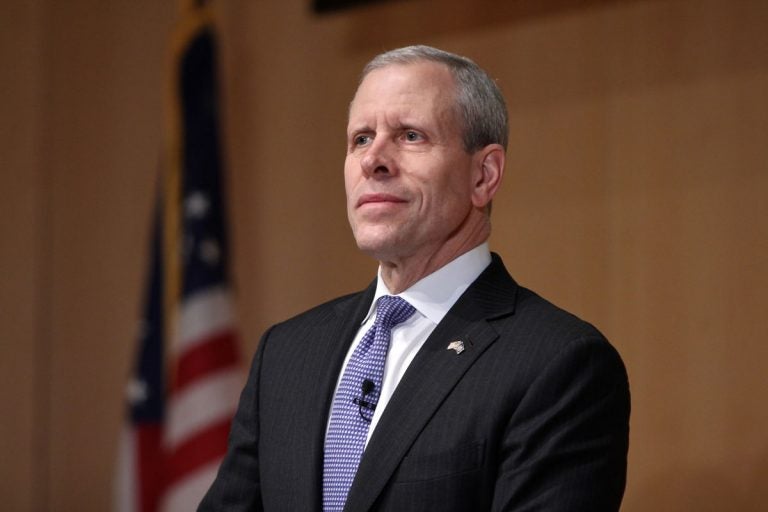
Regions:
[[1, 0, 766, 510], [1, 1, 44, 510]]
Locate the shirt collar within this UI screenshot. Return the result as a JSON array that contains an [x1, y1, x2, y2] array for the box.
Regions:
[[362, 243, 492, 325]]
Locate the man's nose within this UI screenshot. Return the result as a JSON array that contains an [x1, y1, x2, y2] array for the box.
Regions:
[[360, 138, 396, 178]]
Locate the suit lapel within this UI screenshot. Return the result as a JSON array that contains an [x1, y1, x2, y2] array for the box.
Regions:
[[292, 283, 376, 512], [344, 255, 518, 511]]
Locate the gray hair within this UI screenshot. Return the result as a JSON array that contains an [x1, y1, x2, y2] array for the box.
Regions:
[[361, 45, 508, 153]]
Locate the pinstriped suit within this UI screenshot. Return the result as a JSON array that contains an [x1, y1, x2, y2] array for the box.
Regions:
[[199, 254, 630, 511]]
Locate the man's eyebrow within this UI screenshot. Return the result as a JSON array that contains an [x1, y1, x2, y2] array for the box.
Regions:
[[347, 123, 373, 136]]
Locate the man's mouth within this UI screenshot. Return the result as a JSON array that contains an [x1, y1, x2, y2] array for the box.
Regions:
[[357, 193, 407, 207]]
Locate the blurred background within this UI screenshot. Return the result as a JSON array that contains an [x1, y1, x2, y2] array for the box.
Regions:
[[1, 0, 767, 510]]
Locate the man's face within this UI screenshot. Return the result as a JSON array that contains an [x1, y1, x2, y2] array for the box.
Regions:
[[345, 62, 479, 264]]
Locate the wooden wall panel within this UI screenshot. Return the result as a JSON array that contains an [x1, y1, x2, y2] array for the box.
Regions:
[[0, 0, 45, 510]]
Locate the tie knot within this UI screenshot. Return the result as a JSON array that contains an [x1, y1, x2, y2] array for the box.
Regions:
[[374, 295, 415, 329]]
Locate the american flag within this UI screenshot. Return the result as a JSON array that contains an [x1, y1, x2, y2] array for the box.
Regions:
[[114, 2, 241, 511]]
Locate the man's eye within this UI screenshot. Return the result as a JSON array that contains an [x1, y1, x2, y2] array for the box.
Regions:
[[354, 135, 371, 146], [404, 131, 422, 142]]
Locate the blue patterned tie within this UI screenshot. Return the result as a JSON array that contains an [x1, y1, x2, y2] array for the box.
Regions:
[[323, 295, 416, 511]]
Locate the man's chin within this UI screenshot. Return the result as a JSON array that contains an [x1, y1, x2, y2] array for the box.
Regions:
[[355, 241, 390, 261], [354, 236, 400, 262]]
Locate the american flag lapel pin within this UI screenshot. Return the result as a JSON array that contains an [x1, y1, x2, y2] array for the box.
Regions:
[[446, 340, 465, 355]]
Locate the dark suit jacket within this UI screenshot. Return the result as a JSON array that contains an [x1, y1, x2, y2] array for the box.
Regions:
[[199, 255, 630, 511]]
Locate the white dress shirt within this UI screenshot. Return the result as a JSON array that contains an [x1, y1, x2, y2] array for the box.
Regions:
[[328, 243, 492, 445]]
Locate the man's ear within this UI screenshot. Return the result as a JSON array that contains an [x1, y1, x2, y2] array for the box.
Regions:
[[471, 144, 505, 209]]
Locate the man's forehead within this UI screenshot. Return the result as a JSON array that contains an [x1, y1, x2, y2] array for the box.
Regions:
[[356, 61, 453, 91], [348, 62, 457, 118]]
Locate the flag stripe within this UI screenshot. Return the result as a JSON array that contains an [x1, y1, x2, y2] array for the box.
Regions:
[[160, 460, 221, 512], [136, 423, 165, 512], [176, 287, 235, 352], [165, 417, 232, 486], [114, 427, 137, 512], [165, 370, 241, 448], [174, 329, 239, 392]]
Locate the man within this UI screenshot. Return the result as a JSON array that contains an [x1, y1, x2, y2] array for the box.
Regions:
[[199, 45, 630, 511]]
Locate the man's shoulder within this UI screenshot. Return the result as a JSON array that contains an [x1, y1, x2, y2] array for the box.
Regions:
[[471, 253, 600, 336], [496, 283, 623, 369], [271, 287, 371, 332], [508, 284, 606, 341], [515, 285, 599, 329]]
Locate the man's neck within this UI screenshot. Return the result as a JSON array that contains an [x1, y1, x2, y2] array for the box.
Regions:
[[379, 235, 489, 294]]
